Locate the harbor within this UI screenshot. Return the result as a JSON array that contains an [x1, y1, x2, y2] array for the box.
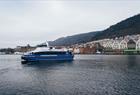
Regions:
[[0, 54, 140, 95], [0, 0, 140, 95], [1, 34, 140, 55]]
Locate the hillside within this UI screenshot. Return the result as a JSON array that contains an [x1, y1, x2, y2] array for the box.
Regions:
[[92, 14, 140, 40], [49, 31, 99, 46], [49, 14, 140, 46]]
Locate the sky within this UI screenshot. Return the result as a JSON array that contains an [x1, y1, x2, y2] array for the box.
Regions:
[[0, 0, 140, 48]]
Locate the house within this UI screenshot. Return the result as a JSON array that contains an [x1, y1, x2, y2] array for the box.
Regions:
[[127, 39, 136, 49], [136, 39, 140, 50], [15, 45, 36, 53], [119, 40, 127, 49], [112, 40, 120, 49], [104, 40, 113, 49], [73, 47, 80, 54]]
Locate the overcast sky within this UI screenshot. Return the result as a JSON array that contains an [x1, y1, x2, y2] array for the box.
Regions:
[[0, 0, 140, 48]]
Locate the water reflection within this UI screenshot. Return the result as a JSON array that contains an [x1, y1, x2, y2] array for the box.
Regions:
[[21, 60, 74, 70], [126, 55, 138, 68], [21, 60, 73, 66]]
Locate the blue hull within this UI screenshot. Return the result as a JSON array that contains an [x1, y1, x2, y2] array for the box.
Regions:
[[21, 55, 74, 62]]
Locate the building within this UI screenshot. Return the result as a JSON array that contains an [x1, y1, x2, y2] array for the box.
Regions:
[[15, 45, 36, 53], [136, 39, 140, 50], [71, 34, 140, 54], [127, 39, 136, 49], [119, 40, 127, 49], [112, 40, 120, 49], [104, 40, 113, 49], [73, 48, 80, 54]]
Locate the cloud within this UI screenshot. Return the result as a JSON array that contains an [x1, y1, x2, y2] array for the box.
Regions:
[[0, 0, 140, 48]]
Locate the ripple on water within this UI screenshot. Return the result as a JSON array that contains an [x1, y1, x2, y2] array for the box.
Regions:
[[0, 55, 140, 95]]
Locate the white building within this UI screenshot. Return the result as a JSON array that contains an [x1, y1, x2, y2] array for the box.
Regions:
[[105, 40, 114, 49], [72, 34, 140, 51], [136, 39, 140, 50], [112, 40, 120, 49], [73, 48, 80, 54], [119, 40, 127, 49]]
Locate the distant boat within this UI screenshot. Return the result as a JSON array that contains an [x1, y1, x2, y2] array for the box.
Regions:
[[96, 50, 101, 54], [21, 42, 74, 62], [14, 52, 24, 55]]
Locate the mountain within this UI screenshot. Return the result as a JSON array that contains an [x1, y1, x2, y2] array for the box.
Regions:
[[92, 14, 140, 40], [49, 31, 99, 46], [49, 14, 140, 46]]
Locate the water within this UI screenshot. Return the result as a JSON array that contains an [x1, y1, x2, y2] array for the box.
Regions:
[[0, 55, 140, 95]]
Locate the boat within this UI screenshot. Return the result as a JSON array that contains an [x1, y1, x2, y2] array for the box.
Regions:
[[21, 42, 74, 62], [96, 50, 101, 54]]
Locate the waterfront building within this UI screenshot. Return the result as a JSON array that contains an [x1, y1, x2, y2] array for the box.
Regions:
[[119, 40, 128, 49], [71, 34, 140, 54], [79, 46, 96, 54], [112, 40, 120, 49], [68, 48, 73, 52], [127, 39, 136, 49], [104, 40, 113, 49], [101, 39, 109, 48], [89, 43, 95, 48], [15, 45, 36, 53], [136, 39, 140, 50], [73, 48, 80, 54]]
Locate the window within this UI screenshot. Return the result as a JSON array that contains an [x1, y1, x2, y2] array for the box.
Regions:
[[34, 51, 67, 55]]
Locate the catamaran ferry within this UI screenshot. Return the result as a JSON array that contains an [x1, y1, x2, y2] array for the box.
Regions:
[[21, 42, 74, 62]]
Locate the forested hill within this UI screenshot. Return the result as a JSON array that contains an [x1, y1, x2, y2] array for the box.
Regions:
[[49, 31, 100, 46], [92, 14, 140, 40], [49, 14, 140, 46]]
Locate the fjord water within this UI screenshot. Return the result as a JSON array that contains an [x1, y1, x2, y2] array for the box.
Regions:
[[0, 55, 140, 95]]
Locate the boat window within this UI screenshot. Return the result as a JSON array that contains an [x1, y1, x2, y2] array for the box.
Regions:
[[34, 52, 67, 55]]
